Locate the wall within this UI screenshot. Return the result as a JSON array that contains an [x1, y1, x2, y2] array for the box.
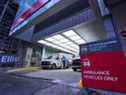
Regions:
[[42, 47, 58, 59], [17, 40, 43, 67], [74, 20, 107, 43], [110, 2, 126, 51]]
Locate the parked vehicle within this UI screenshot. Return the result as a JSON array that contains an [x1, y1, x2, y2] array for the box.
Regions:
[[72, 57, 81, 71], [41, 56, 63, 69]]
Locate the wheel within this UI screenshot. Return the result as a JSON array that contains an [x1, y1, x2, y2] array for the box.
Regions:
[[51, 64, 56, 69], [66, 65, 69, 69], [73, 68, 77, 71]]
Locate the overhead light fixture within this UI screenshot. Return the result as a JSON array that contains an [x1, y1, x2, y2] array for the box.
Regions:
[[38, 40, 77, 54], [63, 30, 86, 45], [69, 35, 81, 41], [38, 30, 87, 55], [53, 34, 65, 40], [38, 40, 47, 44], [45, 34, 79, 52], [75, 39, 86, 44], [63, 30, 77, 36], [46, 37, 55, 42]]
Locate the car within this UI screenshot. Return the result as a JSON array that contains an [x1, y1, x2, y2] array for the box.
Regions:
[[41, 56, 63, 69], [72, 58, 81, 71]]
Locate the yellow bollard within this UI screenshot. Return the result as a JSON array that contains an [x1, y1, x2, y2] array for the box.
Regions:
[[78, 80, 84, 88]]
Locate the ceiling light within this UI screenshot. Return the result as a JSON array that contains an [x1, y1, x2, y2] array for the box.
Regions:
[[69, 35, 81, 41], [75, 39, 86, 44], [53, 35, 64, 40], [38, 40, 77, 54], [63, 30, 77, 36], [63, 30, 86, 45]]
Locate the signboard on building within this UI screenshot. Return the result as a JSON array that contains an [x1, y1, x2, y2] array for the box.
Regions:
[[0, 55, 18, 63], [11, 0, 50, 30], [80, 39, 126, 93]]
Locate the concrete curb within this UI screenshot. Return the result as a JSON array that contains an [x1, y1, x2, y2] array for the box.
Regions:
[[8, 72, 53, 82]]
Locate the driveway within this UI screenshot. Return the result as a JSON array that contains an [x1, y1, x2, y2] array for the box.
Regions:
[[25, 69, 81, 88]]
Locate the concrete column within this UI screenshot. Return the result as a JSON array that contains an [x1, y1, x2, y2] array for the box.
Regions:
[[25, 47, 33, 67], [41, 46, 46, 61]]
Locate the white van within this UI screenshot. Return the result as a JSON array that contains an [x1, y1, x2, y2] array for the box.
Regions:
[[41, 56, 63, 69]]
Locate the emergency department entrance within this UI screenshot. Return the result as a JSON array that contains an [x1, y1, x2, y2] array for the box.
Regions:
[[10, 0, 126, 94]]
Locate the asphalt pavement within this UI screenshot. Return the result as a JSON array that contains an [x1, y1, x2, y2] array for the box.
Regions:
[[0, 73, 55, 95], [0, 68, 82, 95], [25, 69, 81, 88], [0, 68, 125, 95]]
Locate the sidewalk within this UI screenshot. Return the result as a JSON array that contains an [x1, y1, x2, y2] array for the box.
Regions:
[[6, 67, 41, 74]]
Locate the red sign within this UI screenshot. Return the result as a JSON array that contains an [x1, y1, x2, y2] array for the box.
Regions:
[[80, 39, 126, 93]]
